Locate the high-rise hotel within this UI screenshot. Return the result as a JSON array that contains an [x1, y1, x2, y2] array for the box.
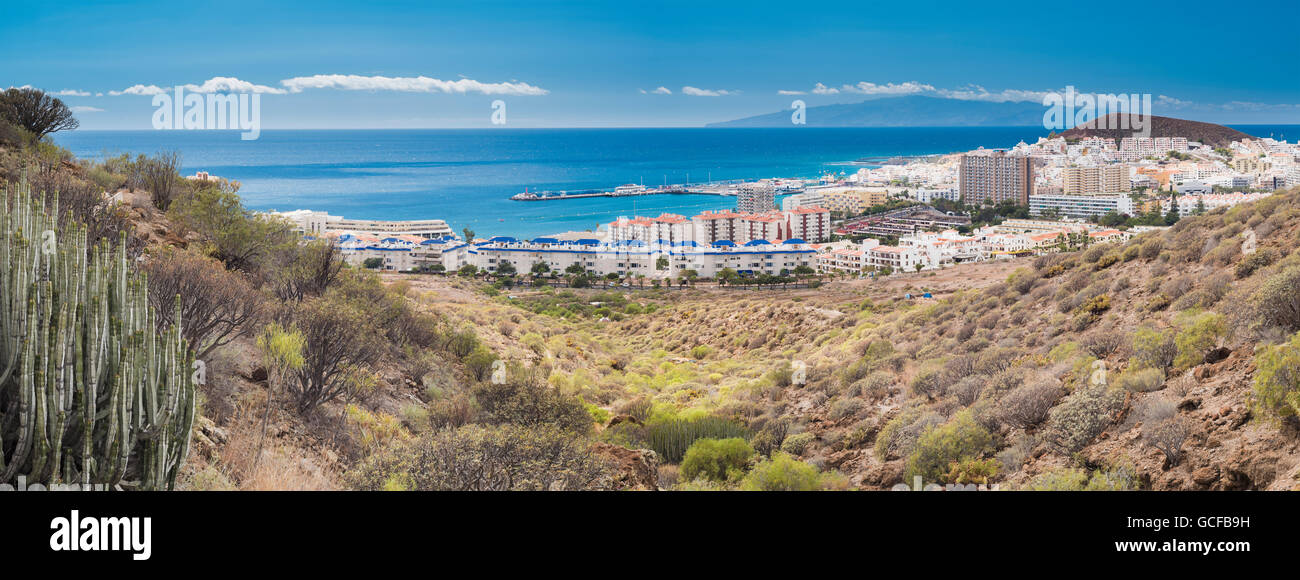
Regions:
[[959, 150, 1033, 206]]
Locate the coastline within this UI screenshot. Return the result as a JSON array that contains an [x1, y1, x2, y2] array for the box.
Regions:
[[53, 125, 1300, 238]]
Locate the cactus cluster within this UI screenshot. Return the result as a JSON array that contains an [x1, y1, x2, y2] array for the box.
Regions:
[[645, 417, 747, 464], [0, 182, 195, 490]]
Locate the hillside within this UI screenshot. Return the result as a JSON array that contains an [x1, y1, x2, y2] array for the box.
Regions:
[[707, 95, 1047, 127], [1061, 113, 1254, 146], [366, 188, 1300, 490], [5, 130, 1299, 492]]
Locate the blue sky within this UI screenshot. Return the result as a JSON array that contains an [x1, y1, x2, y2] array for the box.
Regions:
[[4, 0, 1298, 129]]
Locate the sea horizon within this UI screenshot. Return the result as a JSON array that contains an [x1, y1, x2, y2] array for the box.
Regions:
[[55, 125, 1300, 239]]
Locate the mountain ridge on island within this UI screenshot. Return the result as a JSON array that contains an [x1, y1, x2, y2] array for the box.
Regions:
[[707, 95, 1047, 128]]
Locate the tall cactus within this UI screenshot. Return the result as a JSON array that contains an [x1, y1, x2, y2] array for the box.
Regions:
[[0, 181, 195, 490]]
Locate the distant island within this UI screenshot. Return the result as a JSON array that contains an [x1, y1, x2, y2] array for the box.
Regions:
[[708, 97, 1268, 142], [707, 95, 1048, 127]]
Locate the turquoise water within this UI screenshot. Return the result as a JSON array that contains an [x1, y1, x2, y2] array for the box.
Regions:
[[54, 126, 1297, 238]]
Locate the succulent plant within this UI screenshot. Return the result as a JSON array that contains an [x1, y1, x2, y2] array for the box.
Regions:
[[0, 182, 195, 490]]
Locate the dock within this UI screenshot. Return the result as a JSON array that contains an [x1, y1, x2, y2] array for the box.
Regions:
[[510, 178, 805, 201]]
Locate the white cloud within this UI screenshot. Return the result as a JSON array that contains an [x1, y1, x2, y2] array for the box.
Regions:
[[280, 74, 548, 96], [681, 86, 736, 97], [840, 81, 935, 95], [811, 83, 839, 95], [1157, 95, 1192, 107], [54, 89, 91, 97], [70, 106, 104, 113], [800, 81, 1055, 103], [777, 89, 806, 95], [109, 77, 285, 96], [652, 86, 672, 95], [1221, 101, 1300, 111], [181, 76, 287, 94], [936, 85, 1052, 103], [108, 84, 167, 96]]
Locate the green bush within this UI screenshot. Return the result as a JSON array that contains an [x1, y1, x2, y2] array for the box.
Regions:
[[1076, 294, 1110, 315], [1139, 238, 1164, 261], [910, 365, 945, 399], [1024, 463, 1139, 490], [1121, 244, 1141, 262], [828, 397, 866, 420], [1007, 267, 1039, 294], [471, 377, 594, 434], [1252, 331, 1300, 420], [945, 457, 999, 485], [1094, 253, 1120, 271], [1146, 293, 1172, 312], [1023, 467, 1089, 490], [1118, 367, 1165, 393], [1132, 325, 1177, 370], [740, 452, 824, 491], [645, 416, 748, 463], [1235, 249, 1273, 279], [903, 410, 994, 484], [1173, 310, 1226, 370], [1252, 265, 1300, 332], [680, 437, 755, 482], [1045, 383, 1126, 454], [781, 432, 816, 455], [345, 424, 611, 491]]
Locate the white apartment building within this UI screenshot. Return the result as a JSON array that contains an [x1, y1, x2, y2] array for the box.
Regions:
[[914, 187, 960, 203], [817, 229, 982, 274], [781, 190, 826, 211], [336, 234, 470, 271], [684, 208, 831, 244], [466, 237, 818, 279], [1119, 137, 1189, 155], [1029, 194, 1135, 218], [276, 210, 455, 239], [607, 214, 693, 246]]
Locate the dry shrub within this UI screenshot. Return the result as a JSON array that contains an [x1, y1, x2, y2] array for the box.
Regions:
[[1082, 328, 1128, 359], [951, 375, 987, 406], [1161, 275, 1195, 300], [1140, 398, 1190, 466], [220, 408, 338, 490], [998, 380, 1063, 429]]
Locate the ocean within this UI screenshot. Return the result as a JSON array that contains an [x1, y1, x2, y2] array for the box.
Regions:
[[53, 126, 1298, 239]]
